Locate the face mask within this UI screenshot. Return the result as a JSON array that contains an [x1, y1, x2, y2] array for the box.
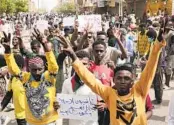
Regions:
[[148, 38, 154, 43]]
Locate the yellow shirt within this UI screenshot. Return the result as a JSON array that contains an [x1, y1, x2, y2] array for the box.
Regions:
[[8, 77, 25, 119], [72, 41, 165, 125], [137, 32, 150, 56], [5, 51, 59, 125]]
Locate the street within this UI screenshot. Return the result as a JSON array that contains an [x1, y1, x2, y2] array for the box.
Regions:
[[1, 79, 174, 125]]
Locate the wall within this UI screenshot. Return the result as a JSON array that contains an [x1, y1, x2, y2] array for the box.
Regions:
[[95, 0, 146, 18]]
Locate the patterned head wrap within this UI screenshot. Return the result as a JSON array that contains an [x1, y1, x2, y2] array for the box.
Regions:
[[28, 56, 44, 67]]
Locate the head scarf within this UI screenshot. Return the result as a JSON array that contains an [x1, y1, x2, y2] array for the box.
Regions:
[[28, 57, 44, 67]]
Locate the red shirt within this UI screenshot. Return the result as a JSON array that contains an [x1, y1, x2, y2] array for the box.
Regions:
[[146, 94, 153, 112], [89, 61, 114, 86]]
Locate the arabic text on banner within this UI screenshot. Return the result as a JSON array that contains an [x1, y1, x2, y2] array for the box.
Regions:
[[57, 94, 98, 121]]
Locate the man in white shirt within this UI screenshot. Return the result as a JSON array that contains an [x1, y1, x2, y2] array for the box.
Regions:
[[62, 50, 98, 125]]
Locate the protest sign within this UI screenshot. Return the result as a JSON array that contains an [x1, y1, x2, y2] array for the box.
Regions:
[[97, 0, 105, 7], [57, 94, 98, 121], [78, 15, 102, 32], [36, 20, 48, 34], [63, 17, 75, 26]]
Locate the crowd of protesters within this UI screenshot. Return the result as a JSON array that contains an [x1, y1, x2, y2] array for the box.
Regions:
[[0, 9, 174, 125]]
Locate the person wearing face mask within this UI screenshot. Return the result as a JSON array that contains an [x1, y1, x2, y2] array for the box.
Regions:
[[137, 23, 151, 70], [2, 30, 60, 125], [63, 26, 166, 124]]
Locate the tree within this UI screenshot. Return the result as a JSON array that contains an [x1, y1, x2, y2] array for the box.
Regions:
[[15, 0, 28, 13], [6, 0, 16, 14], [0, 0, 28, 14], [55, 2, 76, 14], [0, 0, 6, 14], [0, 0, 15, 14]]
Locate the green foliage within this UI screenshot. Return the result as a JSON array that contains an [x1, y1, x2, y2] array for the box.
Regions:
[[6, 0, 16, 13], [15, 0, 28, 13], [56, 2, 76, 13], [0, 0, 7, 14], [0, 0, 28, 14]]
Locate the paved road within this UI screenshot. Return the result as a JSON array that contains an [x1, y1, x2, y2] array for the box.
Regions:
[[1, 80, 174, 125], [0, 30, 173, 125]]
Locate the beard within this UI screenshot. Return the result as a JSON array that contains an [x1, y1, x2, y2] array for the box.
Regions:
[[32, 74, 42, 81]]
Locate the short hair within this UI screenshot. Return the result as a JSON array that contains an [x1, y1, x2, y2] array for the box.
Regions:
[[30, 40, 41, 47], [92, 40, 106, 49], [114, 63, 136, 75], [146, 29, 157, 41], [59, 21, 63, 25], [75, 50, 90, 59], [97, 31, 107, 36], [139, 23, 146, 28]]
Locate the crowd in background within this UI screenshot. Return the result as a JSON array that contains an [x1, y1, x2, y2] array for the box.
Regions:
[[0, 9, 174, 125]]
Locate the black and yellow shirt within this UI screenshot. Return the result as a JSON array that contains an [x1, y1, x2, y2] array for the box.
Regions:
[[5, 51, 59, 125]]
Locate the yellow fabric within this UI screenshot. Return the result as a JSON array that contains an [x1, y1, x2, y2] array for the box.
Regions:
[[137, 32, 150, 56], [8, 78, 26, 119], [4, 51, 59, 125], [108, 0, 115, 7], [72, 41, 166, 125], [146, 0, 172, 15]]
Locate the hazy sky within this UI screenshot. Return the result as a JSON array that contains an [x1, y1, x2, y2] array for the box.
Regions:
[[32, 0, 58, 11]]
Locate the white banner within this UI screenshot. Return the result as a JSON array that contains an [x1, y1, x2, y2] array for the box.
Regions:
[[78, 15, 102, 32], [97, 0, 105, 7], [36, 20, 48, 34], [57, 94, 98, 121], [63, 17, 76, 26]]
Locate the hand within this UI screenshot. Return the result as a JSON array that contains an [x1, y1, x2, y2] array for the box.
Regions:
[[63, 46, 77, 61], [32, 28, 47, 45], [106, 60, 115, 69], [84, 23, 93, 33], [95, 102, 107, 111], [112, 28, 121, 41], [1, 32, 11, 53], [56, 35, 70, 48], [53, 101, 60, 111]]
